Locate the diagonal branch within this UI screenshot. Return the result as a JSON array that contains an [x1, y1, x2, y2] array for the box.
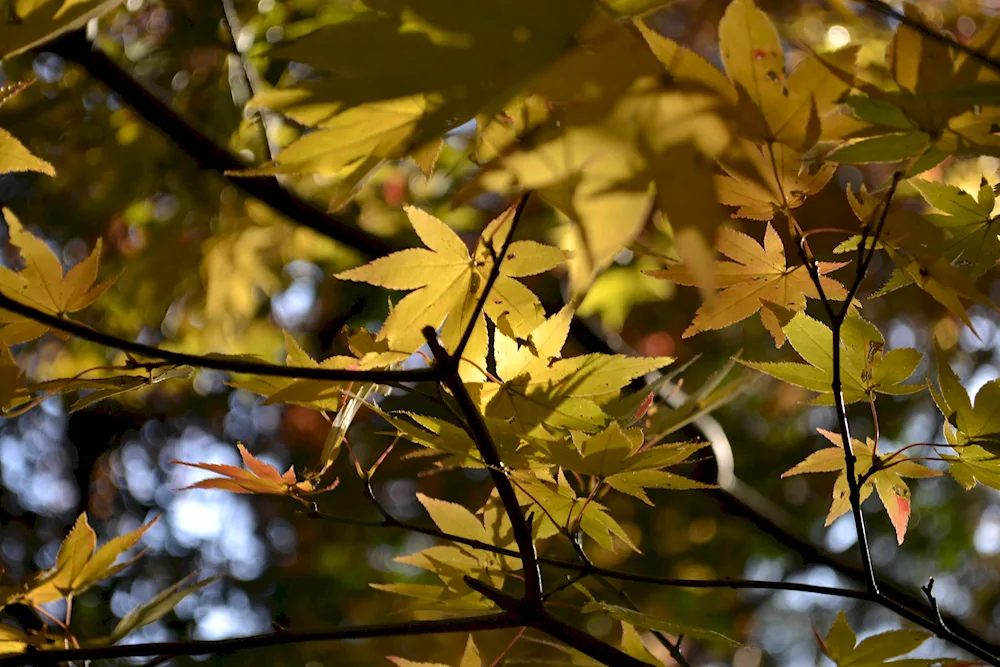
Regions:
[[0, 292, 438, 384], [424, 327, 543, 602], [307, 508, 872, 601], [45, 31, 393, 259], [858, 0, 1000, 76], [0, 614, 519, 666]]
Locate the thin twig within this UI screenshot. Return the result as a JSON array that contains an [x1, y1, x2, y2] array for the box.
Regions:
[[858, 0, 1000, 76], [219, 0, 282, 158], [0, 292, 438, 384], [306, 509, 871, 601], [0, 614, 520, 666], [797, 172, 901, 596], [453, 193, 531, 361]]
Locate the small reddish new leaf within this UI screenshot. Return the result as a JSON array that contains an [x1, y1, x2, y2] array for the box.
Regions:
[[783, 429, 941, 544], [172, 444, 338, 502]]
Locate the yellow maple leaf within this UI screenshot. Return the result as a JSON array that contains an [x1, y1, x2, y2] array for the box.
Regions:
[[0, 208, 114, 344], [716, 141, 837, 221], [335, 205, 565, 355], [172, 443, 339, 502], [648, 223, 847, 346], [0, 127, 53, 176], [16, 513, 158, 605], [468, 308, 673, 435], [783, 430, 941, 544]]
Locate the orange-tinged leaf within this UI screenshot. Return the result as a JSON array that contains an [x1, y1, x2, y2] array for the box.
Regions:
[[784, 430, 941, 544], [172, 443, 338, 501], [648, 223, 846, 346], [716, 141, 836, 221]]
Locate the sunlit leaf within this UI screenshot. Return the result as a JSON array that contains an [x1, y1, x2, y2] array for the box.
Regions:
[[742, 312, 924, 404], [171, 443, 338, 502], [336, 205, 564, 355], [0, 208, 114, 344], [648, 222, 847, 345], [18, 513, 157, 605], [783, 430, 940, 544]]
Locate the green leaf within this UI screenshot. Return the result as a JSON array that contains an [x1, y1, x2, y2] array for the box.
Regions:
[[826, 132, 930, 164], [817, 612, 956, 667], [582, 603, 742, 647], [0, 0, 122, 59], [110, 574, 217, 643], [843, 96, 917, 130], [740, 312, 924, 403], [911, 178, 1000, 277]]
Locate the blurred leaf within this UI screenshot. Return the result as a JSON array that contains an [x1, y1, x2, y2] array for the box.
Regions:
[[109, 573, 217, 643], [0, 0, 122, 59]]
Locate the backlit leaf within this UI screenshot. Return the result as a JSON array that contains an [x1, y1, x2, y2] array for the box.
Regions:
[[171, 443, 338, 502], [648, 223, 846, 345], [582, 603, 741, 647], [783, 430, 940, 544], [742, 312, 924, 403], [0, 208, 114, 344]]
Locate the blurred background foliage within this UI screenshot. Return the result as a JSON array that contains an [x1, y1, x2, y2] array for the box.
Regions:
[[0, 0, 999, 665]]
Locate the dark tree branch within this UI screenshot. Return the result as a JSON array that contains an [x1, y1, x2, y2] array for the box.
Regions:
[[463, 578, 648, 667], [45, 31, 393, 259], [424, 327, 543, 602], [0, 614, 519, 666], [859, 0, 1000, 76], [0, 292, 439, 384]]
